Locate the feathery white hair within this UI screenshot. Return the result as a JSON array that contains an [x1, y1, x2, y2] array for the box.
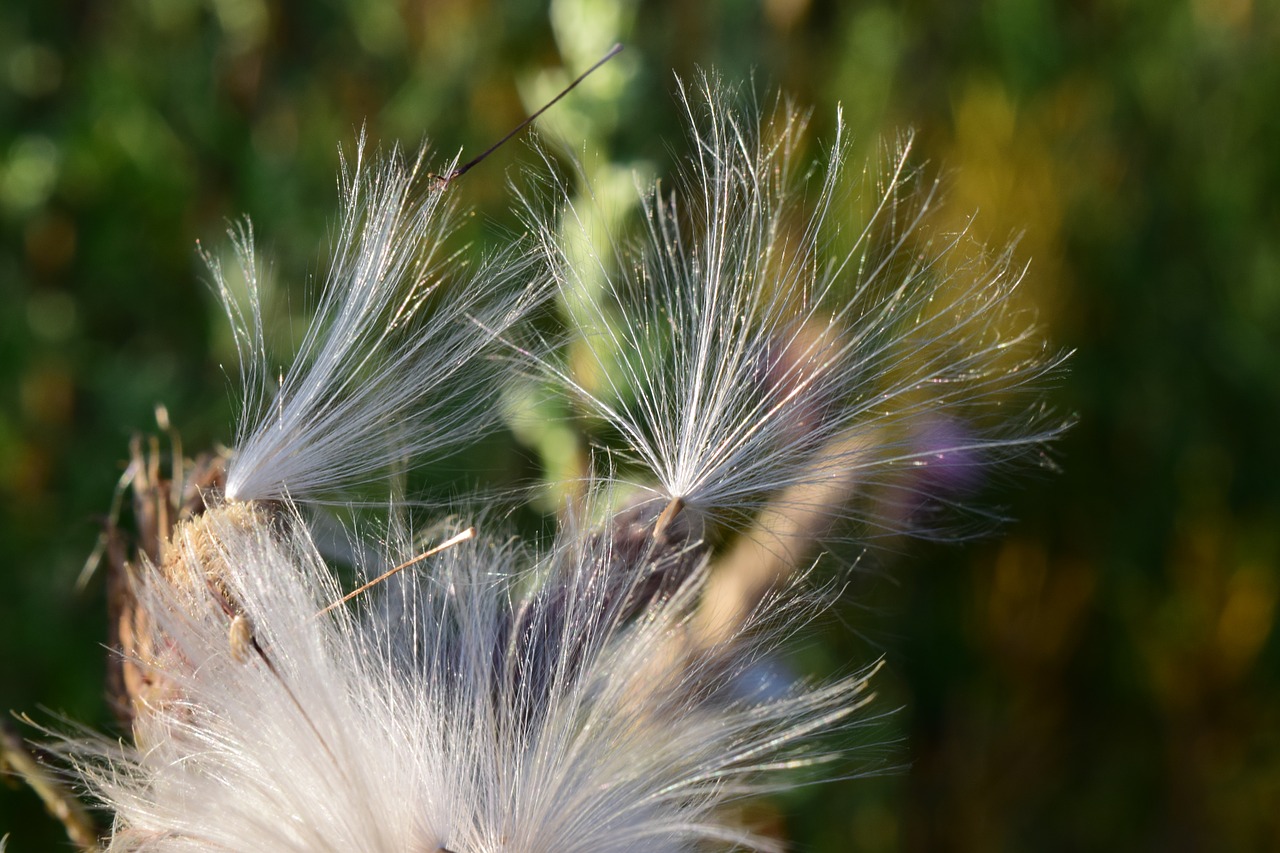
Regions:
[[70, 501, 875, 852], [41, 75, 1069, 852], [210, 137, 546, 505], [533, 76, 1070, 540]]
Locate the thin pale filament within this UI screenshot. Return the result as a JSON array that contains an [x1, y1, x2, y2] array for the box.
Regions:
[[315, 527, 476, 616]]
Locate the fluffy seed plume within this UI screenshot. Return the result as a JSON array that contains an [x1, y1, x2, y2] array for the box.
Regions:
[[22, 68, 1070, 853], [68, 501, 876, 852], [533, 76, 1070, 541], [102, 137, 550, 734], [211, 135, 546, 505]]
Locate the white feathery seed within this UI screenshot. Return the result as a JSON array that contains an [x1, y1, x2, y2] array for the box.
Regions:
[[533, 77, 1070, 540], [211, 138, 547, 505]]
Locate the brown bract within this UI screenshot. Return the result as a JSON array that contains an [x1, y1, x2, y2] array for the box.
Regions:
[[106, 433, 276, 740]]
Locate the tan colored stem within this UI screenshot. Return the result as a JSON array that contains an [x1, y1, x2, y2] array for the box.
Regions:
[[695, 432, 872, 647], [0, 719, 99, 852]]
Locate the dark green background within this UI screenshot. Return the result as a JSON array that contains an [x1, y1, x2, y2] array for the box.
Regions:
[[3, 0, 1278, 849]]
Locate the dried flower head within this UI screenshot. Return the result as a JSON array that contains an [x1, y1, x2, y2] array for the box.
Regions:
[[71, 500, 876, 852]]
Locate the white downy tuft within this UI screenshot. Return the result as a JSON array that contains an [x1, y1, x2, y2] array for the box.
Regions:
[[210, 137, 547, 505], [69, 501, 877, 852], [533, 76, 1071, 540], [38, 74, 1071, 853]]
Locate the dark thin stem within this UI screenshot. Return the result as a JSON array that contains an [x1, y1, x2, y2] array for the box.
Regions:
[[442, 43, 624, 184]]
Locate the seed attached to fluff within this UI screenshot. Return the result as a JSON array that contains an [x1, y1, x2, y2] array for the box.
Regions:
[[25, 64, 1067, 853], [227, 614, 255, 665], [530, 74, 1069, 552]]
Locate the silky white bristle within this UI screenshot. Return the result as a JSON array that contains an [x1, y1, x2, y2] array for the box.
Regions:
[[68, 502, 875, 852], [211, 139, 547, 505], [37, 74, 1072, 853], [533, 77, 1070, 540]]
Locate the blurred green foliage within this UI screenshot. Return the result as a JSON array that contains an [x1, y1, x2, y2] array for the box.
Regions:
[[2, 0, 1278, 850]]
